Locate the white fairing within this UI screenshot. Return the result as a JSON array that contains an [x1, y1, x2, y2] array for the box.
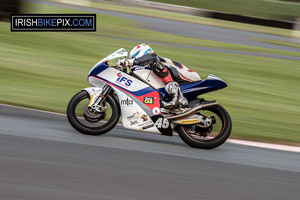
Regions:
[[89, 67, 151, 91], [83, 87, 103, 106], [114, 89, 160, 133], [88, 77, 107, 88], [207, 74, 224, 81], [133, 69, 165, 89], [88, 67, 161, 134], [83, 87, 103, 97]]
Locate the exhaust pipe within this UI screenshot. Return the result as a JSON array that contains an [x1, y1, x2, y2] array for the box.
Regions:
[[166, 100, 218, 120]]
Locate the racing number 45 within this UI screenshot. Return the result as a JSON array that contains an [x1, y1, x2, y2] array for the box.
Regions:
[[155, 118, 169, 129]]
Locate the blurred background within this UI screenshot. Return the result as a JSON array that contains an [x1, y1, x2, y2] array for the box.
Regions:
[[1, 0, 300, 145]]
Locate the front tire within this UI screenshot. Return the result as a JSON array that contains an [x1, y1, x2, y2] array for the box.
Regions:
[[67, 90, 120, 135], [177, 105, 232, 149]]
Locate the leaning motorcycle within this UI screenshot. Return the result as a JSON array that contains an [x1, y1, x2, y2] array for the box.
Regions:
[[67, 48, 232, 149]]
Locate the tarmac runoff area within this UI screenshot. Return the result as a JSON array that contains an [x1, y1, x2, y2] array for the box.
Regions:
[[0, 103, 300, 200], [1, 103, 300, 153]]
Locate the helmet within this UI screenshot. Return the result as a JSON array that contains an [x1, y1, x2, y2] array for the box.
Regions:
[[129, 44, 154, 59]]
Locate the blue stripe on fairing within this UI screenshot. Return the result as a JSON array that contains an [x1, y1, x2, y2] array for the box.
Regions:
[[91, 76, 156, 97], [181, 79, 227, 100], [88, 62, 156, 96], [89, 62, 227, 100], [158, 88, 168, 99], [158, 79, 227, 100], [88, 62, 109, 77]]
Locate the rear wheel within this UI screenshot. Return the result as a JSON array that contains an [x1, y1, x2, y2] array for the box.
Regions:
[[67, 90, 120, 135], [177, 105, 232, 149]]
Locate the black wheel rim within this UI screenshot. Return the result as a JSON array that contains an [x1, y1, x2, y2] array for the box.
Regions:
[[183, 108, 226, 142], [71, 93, 116, 130]]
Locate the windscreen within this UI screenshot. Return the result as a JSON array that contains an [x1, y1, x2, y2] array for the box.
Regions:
[[99, 48, 128, 64]]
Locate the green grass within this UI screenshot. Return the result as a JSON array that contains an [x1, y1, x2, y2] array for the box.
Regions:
[[1, 2, 300, 145], [31, 1, 300, 57], [147, 0, 300, 21], [46, 0, 296, 37], [253, 37, 300, 49]]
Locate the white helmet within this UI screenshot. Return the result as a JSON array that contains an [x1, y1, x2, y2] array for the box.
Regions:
[[129, 44, 154, 59]]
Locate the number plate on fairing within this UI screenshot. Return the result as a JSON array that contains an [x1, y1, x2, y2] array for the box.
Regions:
[[151, 115, 172, 136]]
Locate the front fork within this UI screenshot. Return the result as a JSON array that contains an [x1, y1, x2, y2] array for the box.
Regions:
[[88, 84, 112, 113]]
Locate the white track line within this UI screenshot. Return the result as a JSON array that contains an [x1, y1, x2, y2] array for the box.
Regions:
[[1, 103, 299, 153], [227, 139, 300, 153], [0, 103, 66, 116]]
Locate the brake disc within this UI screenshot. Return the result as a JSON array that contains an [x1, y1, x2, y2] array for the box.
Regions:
[[83, 103, 106, 123]]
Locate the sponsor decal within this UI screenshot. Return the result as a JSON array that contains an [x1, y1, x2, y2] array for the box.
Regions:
[[140, 114, 148, 122], [127, 112, 139, 121], [130, 120, 139, 126], [116, 72, 133, 87], [138, 121, 152, 127], [178, 119, 199, 124], [140, 124, 154, 130], [120, 97, 133, 106], [143, 97, 154, 104], [152, 107, 160, 115]]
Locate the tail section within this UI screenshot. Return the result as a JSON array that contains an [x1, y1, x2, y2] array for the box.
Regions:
[[158, 74, 227, 101]]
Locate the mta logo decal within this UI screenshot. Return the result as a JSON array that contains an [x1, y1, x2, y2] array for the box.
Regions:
[[120, 97, 133, 106], [116, 73, 133, 87]]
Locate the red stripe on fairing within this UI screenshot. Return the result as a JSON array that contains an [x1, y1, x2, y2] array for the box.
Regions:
[[179, 72, 193, 82], [137, 91, 161, 112], [91, 76, 161, 114]]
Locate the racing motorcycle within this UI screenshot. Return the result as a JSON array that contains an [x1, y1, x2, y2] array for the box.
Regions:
[[67, 48, 232, 149]]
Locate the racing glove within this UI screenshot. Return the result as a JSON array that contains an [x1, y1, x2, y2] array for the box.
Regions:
[[117, 58, 134, 70]]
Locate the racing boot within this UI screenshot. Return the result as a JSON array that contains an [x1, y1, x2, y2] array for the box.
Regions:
[[162, 82, 188, 110]]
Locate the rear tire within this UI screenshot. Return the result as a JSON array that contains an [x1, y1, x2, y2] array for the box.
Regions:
[[67, 90, 120, 135], [177, 105, 232, 149]]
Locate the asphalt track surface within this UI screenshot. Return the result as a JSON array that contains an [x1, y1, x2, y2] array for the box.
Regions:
[[1, 104, 300, 200], [33, 0, 300, 60]]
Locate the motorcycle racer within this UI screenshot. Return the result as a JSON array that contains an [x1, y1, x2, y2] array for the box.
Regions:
[[118, 44, 201, 110], [67, 47, 231, 149]]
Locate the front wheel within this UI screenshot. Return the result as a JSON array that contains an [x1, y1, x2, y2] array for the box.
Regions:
[[67, 90, 120, 135], [177, 105, 232, 149]]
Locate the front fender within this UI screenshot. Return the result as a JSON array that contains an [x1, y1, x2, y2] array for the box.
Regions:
[[83, 87, 103, 107]]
